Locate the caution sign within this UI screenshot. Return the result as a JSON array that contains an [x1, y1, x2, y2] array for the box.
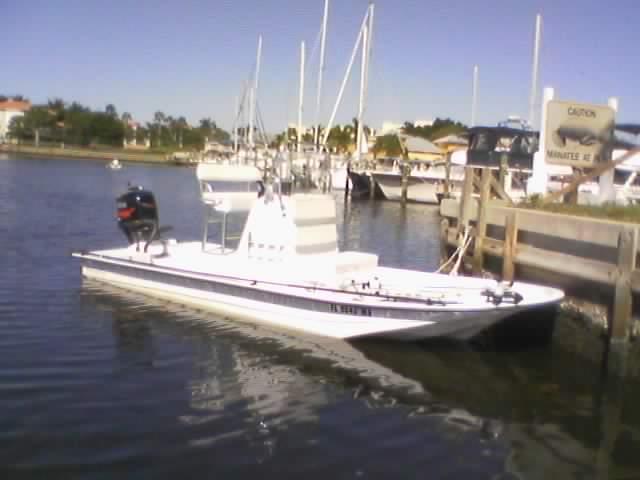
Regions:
[[545, 100, 615, 167]]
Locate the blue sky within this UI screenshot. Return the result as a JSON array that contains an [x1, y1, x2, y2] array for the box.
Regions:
[[4, 0, 639, 132]]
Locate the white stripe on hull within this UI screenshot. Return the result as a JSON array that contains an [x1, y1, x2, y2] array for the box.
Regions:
[[82, 266, 513, 341]]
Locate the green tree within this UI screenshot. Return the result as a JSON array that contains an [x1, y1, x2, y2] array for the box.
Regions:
[[121, 112, 134, 143], [401, 118, 466, 140], [105, 103, 118, 118], [136, 125, 150, 144], [326, 125, 352, 153], [373, 134, 404, 158]]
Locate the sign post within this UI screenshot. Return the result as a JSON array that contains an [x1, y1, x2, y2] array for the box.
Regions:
[[598, 97, 619, 203], [526, 87, 554, 196]]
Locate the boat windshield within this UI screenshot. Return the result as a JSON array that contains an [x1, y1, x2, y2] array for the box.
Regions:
[[202, 180, 262, 193]]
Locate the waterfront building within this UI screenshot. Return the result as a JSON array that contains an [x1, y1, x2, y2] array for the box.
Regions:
[[414, 119, 434, 128], [433, 134, 468, 154], [401, 134, 443, 162], [0, 100, 31, 143], [380, 121, 403, 134]]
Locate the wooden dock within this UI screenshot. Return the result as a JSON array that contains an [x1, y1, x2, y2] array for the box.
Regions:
[[440, 167, 638, 375]]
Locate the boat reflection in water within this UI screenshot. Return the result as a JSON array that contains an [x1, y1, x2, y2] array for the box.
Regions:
[[82, 280, 640, 479]]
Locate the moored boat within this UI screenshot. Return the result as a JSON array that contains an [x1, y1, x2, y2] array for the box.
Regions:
[[107, 158, 122, 170], [73, 164, 564, 341]]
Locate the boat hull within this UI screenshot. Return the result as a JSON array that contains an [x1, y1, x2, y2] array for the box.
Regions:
[[372, 172, 441, 204], [79, 260, 528, 342]]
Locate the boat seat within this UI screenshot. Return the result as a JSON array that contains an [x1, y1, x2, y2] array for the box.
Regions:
[[196, 163, 262, 250], [291, 194, 338, 255]]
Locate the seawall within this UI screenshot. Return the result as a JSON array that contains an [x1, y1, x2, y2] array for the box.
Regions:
[[0, 144, 170, 164]]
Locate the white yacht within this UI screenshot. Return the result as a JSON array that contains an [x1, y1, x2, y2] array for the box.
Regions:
[[73, 163, 564, 342], [372, 159, 466, 204]]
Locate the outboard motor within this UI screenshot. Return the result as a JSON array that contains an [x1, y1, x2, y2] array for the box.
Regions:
[[116, 186, 159, 251]]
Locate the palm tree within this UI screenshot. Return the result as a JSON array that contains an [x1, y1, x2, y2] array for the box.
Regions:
[[105, 104, 118, 118]]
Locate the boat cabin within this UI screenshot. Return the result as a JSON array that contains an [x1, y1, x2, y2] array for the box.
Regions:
[[465, 126, 539, 172]]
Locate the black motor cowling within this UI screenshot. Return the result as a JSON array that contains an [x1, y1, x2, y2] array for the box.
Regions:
[[116, 186, 159, 250]]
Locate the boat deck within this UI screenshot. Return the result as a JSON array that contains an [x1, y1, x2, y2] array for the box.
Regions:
[[84, 240, 562, 313]]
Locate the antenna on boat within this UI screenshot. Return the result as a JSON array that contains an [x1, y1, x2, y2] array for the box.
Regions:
[[471, 64, 479, 127], [314, 0, 329, 152], [528, 14, 542, 128]]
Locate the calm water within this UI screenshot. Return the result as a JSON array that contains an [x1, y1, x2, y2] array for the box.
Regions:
[[1, 155, 640, 479]]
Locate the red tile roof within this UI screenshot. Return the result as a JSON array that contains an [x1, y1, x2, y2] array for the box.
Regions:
[[0, 100, 31, 112]]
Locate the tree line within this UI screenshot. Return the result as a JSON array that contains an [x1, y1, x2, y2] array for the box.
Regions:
[[267, 118, 372, 153], [6, 97, 229, 150], [265, 117, 466, 156], [373, 118, 467, 157]]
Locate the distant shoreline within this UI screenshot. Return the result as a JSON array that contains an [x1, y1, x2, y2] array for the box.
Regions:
[[0, 144, 172, 164]]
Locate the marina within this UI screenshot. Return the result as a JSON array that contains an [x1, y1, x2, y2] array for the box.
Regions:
[[4, 0, 640, 477], [3, 155, 640, 478]]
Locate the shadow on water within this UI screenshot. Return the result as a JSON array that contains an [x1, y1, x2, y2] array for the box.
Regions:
[[79, 280, 640, 480]]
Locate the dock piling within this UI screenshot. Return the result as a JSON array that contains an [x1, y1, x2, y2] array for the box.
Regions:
[[440, 218, 450, 266], [502, 211, 519, 283], [472, 168, 492, 275], [444, 153, 451, 196], [400, 164, 409, 206], [345, 164, 351, 197], [369, 172, 376, 200], [458, 166, 474, 234], [610, 227, 637, 345]]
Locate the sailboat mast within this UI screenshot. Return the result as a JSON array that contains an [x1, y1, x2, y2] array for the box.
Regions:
[[363, 3, 374, 113], [233, 95, 239, 153], [248, 35, 262, 148], [298, 41, 305, 153], [314, 0, 329, 151], [471, 64, 478, 127], [321, 8, 369, 147], [242, 81, 249, 148], [528, 14, 542, 127], [356, 22, 368, 161]]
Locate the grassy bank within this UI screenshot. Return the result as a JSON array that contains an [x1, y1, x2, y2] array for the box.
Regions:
[[517, 198, 640, 224], [0, 144, 172, 164]]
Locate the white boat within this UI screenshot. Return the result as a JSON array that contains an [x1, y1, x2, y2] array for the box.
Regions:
[[372, 162, 466, 204], [72, 163, 564, 342], [107, 158, 122, 170]]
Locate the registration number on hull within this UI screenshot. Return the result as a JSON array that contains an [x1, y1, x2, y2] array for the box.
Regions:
[[330, 304, 372, 316]]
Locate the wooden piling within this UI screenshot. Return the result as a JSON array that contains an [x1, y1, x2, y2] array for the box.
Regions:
[[609, 227, 637, 372], [458, 166, 474, 233], [444, 152, 451, 196], [502, 211, 518, 283], [472, 168, 492, 275], [369, 172, 376, 200], [440, 218, 450, 266], [612, 227, 637, 338], [400, 164, 409, 206], [345, 164, 351, 197], [498, 154, 507, 191]]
